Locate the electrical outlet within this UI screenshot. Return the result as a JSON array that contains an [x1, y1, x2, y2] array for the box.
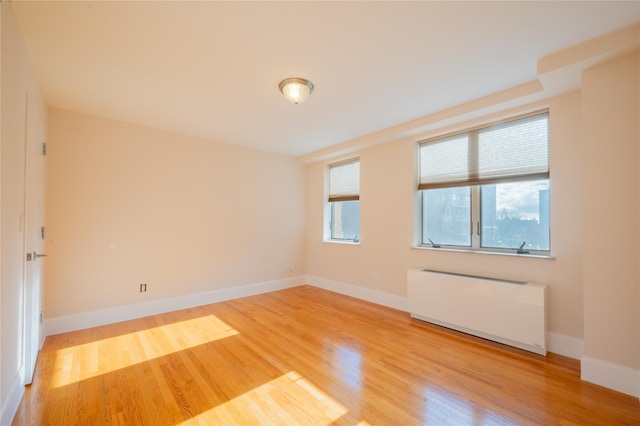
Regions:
[[139, 283, 147, 292]]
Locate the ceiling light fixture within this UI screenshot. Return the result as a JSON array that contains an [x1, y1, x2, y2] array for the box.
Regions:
[[279, 78, 314, 104]]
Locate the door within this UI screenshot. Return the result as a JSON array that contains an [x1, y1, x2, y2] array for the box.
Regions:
[[22, 92, 46, 385]]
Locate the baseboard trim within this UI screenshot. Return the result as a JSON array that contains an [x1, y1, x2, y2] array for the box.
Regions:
[[45, 276, 306, 336], [548, 332, 583, 359], [581, 355, 640, 398], [0, 368, 25, 426], [306, 275, 408, 311]]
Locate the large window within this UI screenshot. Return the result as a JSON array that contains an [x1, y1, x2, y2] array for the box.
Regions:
[[328, 159, 360, 242], [419, 112, 549, 254]]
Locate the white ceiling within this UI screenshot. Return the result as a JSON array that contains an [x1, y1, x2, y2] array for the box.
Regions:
[[12, 1, 640, 157]]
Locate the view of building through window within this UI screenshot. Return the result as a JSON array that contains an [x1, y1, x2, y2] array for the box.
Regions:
[[422, 187, 471, 246], [422, 180, 550, 251], [481, 180, 549, 250], [331, 201, 360, 241]]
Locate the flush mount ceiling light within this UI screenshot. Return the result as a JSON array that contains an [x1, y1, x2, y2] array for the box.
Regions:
[[278, 78, 314, 104]]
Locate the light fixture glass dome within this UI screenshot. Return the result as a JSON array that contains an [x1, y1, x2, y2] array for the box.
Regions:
[[279, 78, 314, 104]]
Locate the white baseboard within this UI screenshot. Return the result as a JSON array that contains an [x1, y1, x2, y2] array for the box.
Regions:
[[581, 355, 640, 398], [548, 332, 583, 359], [0, 368, 25, 426], [45, 276, 306, 336], [306, 275, 408, 311]]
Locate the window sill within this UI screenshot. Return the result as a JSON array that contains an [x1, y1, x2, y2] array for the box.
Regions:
[[324, 239, 360, 246], [411, 245, 554, 259]]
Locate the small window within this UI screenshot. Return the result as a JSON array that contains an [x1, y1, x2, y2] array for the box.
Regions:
[[419, 111, 550, 254], [328, 159, 360, 242]]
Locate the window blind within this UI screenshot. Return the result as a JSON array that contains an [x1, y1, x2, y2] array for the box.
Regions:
[[419, 112, 549, 190], [328, 159, 360, 202]]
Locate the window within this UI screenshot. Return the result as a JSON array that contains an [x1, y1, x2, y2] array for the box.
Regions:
[[328, 159, 360, 242], [419, 112, 549, 254]]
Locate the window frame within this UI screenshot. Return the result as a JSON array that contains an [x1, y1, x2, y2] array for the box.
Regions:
[[418, 111, 551, 256]]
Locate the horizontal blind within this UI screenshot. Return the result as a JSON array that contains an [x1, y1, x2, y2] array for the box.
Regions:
[[419, 112, 548, 190], [328, 159, 360, 202]]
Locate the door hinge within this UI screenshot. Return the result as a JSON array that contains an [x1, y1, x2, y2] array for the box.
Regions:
[[41, 226, 46, 240], [42, 142, 47, 156]]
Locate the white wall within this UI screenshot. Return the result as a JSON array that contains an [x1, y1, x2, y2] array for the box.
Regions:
[[0, 2, 48, 422], [45, 108, 307, 319]]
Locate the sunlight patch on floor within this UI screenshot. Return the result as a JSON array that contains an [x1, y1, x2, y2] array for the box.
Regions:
[[52, 314, 238, 388], [177, 371, 349, 425]]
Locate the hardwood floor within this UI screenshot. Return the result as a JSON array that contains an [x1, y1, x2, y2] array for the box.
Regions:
[[13, 285, 640, 425]]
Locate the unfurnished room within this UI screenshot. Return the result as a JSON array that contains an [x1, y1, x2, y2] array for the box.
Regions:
[[1, 1, 640, 425]]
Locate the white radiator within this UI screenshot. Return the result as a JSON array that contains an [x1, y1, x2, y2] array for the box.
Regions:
[[407, 269, 547, 355]]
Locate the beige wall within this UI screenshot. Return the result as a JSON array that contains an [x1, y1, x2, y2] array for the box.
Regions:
[[307, 91, 585, 341], [1, 1, 47, 413], [46, 108, 306, 318], [582, 51, 639, 370]]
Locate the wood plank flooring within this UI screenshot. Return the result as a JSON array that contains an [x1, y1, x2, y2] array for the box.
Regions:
[[13, 285, 640, 425]]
